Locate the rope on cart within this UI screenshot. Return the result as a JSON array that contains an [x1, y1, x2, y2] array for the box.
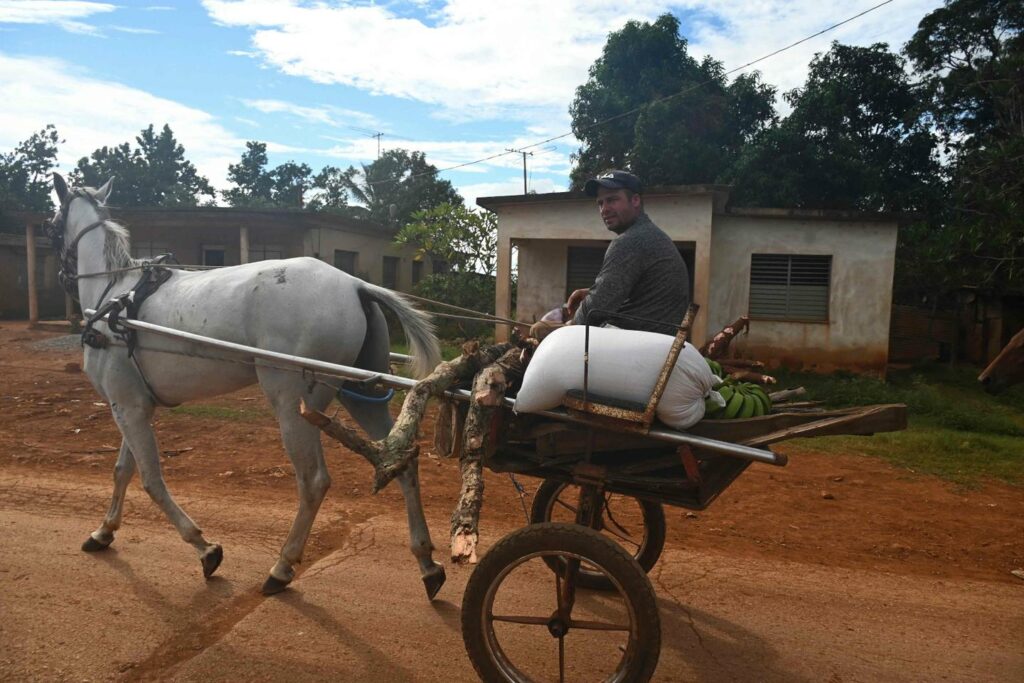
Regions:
[[507, 473, 531, 524]]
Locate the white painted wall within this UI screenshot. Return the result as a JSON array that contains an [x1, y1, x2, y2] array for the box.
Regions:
[[709, 214, 898, 373]]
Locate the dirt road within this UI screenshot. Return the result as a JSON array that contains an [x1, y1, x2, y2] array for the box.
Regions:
[[1, 322, 1022, 681]]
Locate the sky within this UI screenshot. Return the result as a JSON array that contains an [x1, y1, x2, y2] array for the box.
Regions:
[[0, 0, 945, 208]]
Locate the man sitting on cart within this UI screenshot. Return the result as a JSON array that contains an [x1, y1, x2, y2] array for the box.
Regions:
[[532, 170, 690, 339]]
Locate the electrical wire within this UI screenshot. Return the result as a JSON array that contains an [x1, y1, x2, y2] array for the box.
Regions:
[[363, 0, 896, 188]]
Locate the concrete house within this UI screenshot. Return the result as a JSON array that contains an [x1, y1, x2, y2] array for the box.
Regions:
[[1, 208, 445, 320], [478, 186, 901, 374]]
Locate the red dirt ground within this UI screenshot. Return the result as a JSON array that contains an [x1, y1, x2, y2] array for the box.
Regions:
[[1, 320, 1022, 681]]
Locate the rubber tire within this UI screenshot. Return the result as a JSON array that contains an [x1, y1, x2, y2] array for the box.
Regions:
[[530, 479, 667, 591], [462, 523, 661, 683]]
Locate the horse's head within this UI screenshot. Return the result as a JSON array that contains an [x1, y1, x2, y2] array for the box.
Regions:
[[979, 327, 1024, 394], [47, 172, 115, 298]]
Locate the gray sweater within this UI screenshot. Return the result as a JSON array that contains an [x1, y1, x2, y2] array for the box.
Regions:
[[573, 212, 690, 335]]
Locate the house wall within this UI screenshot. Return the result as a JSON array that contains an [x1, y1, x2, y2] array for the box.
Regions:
[[709, 214, 898, 374], [0, 209, 433, 320], [0, 233, 65, 319]]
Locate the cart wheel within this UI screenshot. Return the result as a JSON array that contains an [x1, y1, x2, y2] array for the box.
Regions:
[[462, 523, 660, 683], [530, 480, 666, 591]]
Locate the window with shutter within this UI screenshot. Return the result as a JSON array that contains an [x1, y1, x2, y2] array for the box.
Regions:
[[565, 245, 607, 299], [334, 250, 357, 274], [749, 254, 831, 322]]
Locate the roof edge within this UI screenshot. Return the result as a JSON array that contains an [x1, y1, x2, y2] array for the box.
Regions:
[[476, 185, 731, 211], [721, 207, 921, 223]]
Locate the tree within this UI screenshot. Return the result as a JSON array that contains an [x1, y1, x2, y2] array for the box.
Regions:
[[395, 203, 497, 337], [0, 125, 62, 212], [727, 42, 939, 213], [569, 14, 776, 188], [904, 0, 1024, 294], [72, 124, 214, 206], [307, 165, 360, 213], [223, 142, 315, 208], [222, 141, 275, 207], [340, 149, 463, 227]]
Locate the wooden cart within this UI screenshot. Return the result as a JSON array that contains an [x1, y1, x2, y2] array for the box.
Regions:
[[459, 402, 906, 683]]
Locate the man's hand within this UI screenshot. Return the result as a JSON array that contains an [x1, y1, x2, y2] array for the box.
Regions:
[[566, 288, 589, 317]]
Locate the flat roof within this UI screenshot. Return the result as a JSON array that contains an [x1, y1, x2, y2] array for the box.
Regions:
[[476, 184, 731, 211], [722, 207, 917, 223], [1, 207, 395, 238]]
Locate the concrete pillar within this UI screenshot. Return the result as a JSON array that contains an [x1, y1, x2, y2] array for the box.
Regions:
[[495, 236, 513, 342], [26, 223, 38, 326], [239, 226, 250, 264], [691, 233, 711, 346]]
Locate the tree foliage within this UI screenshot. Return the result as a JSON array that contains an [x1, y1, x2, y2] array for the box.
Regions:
[[728, 42, 940, 213], [338, 149, 462, 227], [569, 14, 776, 188], [395, 202, 497, 275], [222, 141, 313, 208], [395, 202, 498, 337], [0, 125, 62, 212], [904, 0, 1024, 294], [72, 124, 214, 207]]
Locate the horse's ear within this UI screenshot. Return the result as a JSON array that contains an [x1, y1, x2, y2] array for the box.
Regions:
[[96, 177, 114, 204], [53, 172, 70, 205]]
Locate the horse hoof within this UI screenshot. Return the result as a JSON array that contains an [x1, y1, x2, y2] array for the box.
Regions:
[[422, 563, 446, 601], [202, 545, 224, 579], [261, 574, 290, 596], [81, 536, 111, 552]]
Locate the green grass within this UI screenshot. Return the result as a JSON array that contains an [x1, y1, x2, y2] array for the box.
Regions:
[[773, 363, 1024, 486]]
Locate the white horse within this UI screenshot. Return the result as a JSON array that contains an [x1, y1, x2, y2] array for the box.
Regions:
[[49, 173, 445, 596]]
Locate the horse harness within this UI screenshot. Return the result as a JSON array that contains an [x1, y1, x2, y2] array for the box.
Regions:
[[46, 189, 176, 407]]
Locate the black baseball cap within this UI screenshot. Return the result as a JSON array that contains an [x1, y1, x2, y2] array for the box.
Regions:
[[584, 170, 642, 197]]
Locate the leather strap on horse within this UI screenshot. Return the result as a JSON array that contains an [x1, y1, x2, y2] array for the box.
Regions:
[[81, 258, 176, 407]]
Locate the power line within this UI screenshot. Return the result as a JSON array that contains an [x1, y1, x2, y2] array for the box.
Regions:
[[364, 0, 896, 189]]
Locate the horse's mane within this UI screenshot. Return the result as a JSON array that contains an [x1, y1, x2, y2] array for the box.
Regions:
[[80, 186, 140, 272]]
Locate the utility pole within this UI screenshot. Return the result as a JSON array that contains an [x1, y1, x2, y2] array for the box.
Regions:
[[506, 148, 533, 194], [373, 132, 384, 159]]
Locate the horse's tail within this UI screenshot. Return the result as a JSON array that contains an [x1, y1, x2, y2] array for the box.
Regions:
[[357, 282, 442, 378]]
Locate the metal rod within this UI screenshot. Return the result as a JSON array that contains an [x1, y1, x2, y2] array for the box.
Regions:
[[84, 310, 786, 466]]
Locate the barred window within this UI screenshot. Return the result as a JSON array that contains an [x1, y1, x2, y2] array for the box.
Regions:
[[334, 249, 357, 274], [749, 254, 831, 322]]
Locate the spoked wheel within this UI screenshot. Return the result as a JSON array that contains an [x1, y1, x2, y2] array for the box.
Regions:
[[462, 523, 661, 683], [530, 480, 666, 591]]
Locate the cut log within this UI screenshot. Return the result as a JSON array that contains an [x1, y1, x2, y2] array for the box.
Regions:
[[769, 386, 807, 403], [727, 369, 777, 384], [700, 315, 749, 359], [450, 347, 525, 565], [300, 340, 514, 492], [719, 358, 765, 370]]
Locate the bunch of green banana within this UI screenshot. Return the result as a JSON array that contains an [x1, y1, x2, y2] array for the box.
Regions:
[[704, 380, 772, 420], [704, 357, 724, 379]]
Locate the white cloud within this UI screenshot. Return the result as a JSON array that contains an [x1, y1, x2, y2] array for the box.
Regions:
[[241, 98, 381, 131], [201, 0, 943, 126], [0, 52, 244, 193], [110, 25, 159, 34], [0, 0, 114, 34]]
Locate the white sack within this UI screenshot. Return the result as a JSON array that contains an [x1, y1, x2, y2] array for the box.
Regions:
[[514, 325, 717, 430]]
